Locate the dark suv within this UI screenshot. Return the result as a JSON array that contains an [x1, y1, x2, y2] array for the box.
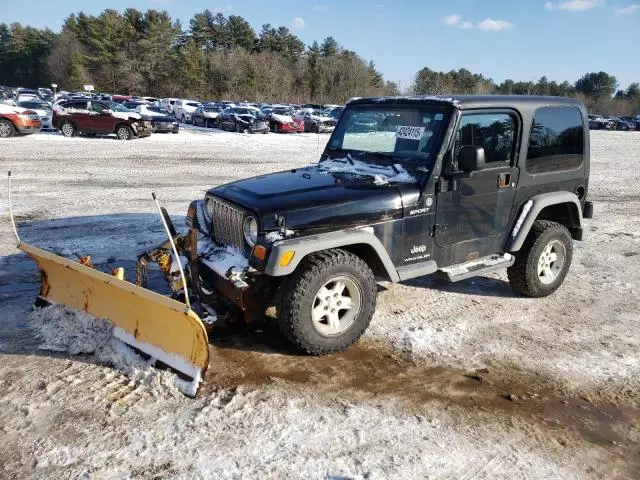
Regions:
[[53, 99, 151, 140], [147, 95, 593, 355]]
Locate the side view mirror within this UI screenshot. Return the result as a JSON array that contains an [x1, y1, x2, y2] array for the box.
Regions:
[[458, 146, 485, 173]]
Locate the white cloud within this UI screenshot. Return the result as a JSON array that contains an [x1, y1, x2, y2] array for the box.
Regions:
[[477, 18, 514, 30], [442, 14, 461, 26], [442, 14, 513, 31], [614, 3, 640, 14], [312, 5, 327, 11], [291, 17, 305, 28], [545, 0, 603, 11]]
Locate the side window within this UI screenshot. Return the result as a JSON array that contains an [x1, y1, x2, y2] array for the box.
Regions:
[[454, 112, 516, 166], [527, 106, 584, 174], [69, 101, 88, 111], [90, 102, 108, 113]]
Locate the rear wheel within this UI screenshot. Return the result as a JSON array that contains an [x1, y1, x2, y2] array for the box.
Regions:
[[507, 220, 573, 297], [235, 122, 243, 133], [60, 121, 76, 138], [0, 119, 16, 137], [116, 125, 133, 140], [278, 249, 377, 355]]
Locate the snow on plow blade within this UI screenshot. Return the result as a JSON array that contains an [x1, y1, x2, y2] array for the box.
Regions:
[[19, 242, 209, 396]]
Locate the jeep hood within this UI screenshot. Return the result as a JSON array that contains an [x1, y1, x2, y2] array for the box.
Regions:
[[209, 161, 420, 231]]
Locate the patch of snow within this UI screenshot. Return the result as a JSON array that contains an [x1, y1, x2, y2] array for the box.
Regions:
[[200, 244, 249, 278], [28, 304, 190, 397], [264, 229, 295, 243], [319, 157, 416, 184], [271, 114, 294, 123]]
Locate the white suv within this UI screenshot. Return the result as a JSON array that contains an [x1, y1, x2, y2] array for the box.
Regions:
[[174, 100, 202, 124]]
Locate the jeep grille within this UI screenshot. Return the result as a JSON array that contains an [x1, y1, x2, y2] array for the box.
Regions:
[[209, 197, 246, 250]]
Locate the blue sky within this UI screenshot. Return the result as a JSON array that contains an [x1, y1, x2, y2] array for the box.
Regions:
[[2, 0, 638, 90]]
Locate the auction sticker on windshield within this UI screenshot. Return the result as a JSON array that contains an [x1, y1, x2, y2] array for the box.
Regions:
[[396, 125, 425, 141]]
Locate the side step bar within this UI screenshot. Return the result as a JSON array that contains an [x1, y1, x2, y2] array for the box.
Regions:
[[438, 253, 515, 282]]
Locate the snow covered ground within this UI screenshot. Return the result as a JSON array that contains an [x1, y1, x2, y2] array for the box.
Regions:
[[0, 127, 639, 479]]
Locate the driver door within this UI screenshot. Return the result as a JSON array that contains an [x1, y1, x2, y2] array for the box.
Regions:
[[88, 101, 115, 133], [435, 110, 520, 264]]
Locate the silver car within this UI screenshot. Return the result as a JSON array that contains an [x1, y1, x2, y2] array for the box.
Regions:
[[17, 99, 53, 130]]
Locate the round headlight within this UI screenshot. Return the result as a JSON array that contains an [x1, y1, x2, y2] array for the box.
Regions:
[[243, 216, 258, 246], [204, 197, 214, 222]]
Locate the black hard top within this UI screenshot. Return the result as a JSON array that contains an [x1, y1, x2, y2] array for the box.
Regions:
[[347, 95, 584, 110]]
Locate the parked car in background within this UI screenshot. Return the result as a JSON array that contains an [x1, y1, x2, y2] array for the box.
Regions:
[[0, 103, 41, 137], [38, 88, 54, 102], [192, 104, 223, 128], [618, 116, 640, 131], [53, 99, 151, 140], [134, 104, 179, 133], [122, 100, 148, 110], [160, 98, 179, 115], [606, 116, 635, 131], [174, 99, 202, 124], [17, 98, 53, 130], [302, 109, 337, 133], [266, 106, 305, 133], [587, 114, 614, 130], [111, 95, 132, 103], [323, 106, 344, 121], [219, 106, 269, 133]]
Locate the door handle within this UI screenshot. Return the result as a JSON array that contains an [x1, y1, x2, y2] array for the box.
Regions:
[[497, 172, 511, 189]]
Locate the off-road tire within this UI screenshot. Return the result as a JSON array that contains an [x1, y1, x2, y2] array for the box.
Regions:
[[0, 119, 16, 137], [278, 249, 377, 355], [507, 220, 573, 298], [60, 121, 77, 137], [116, 125, 133, 140]]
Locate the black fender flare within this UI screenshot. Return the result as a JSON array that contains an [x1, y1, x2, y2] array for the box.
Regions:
[[507, 192, 583, 252], [263, 228, 400, 282]]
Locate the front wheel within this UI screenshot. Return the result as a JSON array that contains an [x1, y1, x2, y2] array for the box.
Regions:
[[116, 125, 133, 140], [0, 119, 16, 137], [278, 249, 377, 355], [507, 220, 573, 297], [60, 121, 76, 138]]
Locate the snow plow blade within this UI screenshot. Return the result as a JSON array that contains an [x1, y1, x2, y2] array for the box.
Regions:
[[19, 242, 209, 396]]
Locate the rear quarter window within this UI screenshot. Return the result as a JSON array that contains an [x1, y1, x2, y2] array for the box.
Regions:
[[526, 106, 584, 174]]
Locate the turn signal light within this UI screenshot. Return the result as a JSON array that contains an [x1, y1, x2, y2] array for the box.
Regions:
[[252, 244, 267, 261], [279, 250, 295, 267]]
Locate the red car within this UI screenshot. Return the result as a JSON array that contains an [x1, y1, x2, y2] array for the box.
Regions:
[[0, 104, 42, 137], [267, 107, 305, 133]]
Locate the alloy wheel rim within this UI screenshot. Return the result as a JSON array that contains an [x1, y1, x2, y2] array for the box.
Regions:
[[311, 276, 361, 337], [0, 122, 10, 137], [62, 123, 73, 136], [117, 128, 129, 140], [537, 240, 566, 285]]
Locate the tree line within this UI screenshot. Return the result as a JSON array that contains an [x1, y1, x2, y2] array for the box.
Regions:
[[0, 9, 395, 103], [413, 68, 639, 115], [0, 8, 637, 113]]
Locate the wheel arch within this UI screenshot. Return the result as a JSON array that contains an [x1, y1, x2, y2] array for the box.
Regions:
[[508, 192, 583, 252], [264, 229, 400, 282], [114, 122, 133, 136]]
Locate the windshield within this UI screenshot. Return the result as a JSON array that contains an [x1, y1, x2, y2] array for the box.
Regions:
[[327, 105, 450, 164], [19, 101, 51, 111], [273, 108, 293, 116], [235, 108, 256, 116], [186, 102, 201, 107], [204, 107, 221, 112], [108, 102, 132, 112]]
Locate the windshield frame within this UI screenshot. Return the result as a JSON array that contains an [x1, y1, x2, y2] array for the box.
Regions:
[[325, 103, 452, 167]]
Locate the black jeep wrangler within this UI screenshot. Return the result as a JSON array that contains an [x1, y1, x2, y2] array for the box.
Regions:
[[180, 95, 593, 354]]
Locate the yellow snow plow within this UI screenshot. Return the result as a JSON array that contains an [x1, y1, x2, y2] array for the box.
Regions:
[[8, 173, 209, 396]]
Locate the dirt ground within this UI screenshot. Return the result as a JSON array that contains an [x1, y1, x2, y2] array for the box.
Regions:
[[0, 127, 638, 479]]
